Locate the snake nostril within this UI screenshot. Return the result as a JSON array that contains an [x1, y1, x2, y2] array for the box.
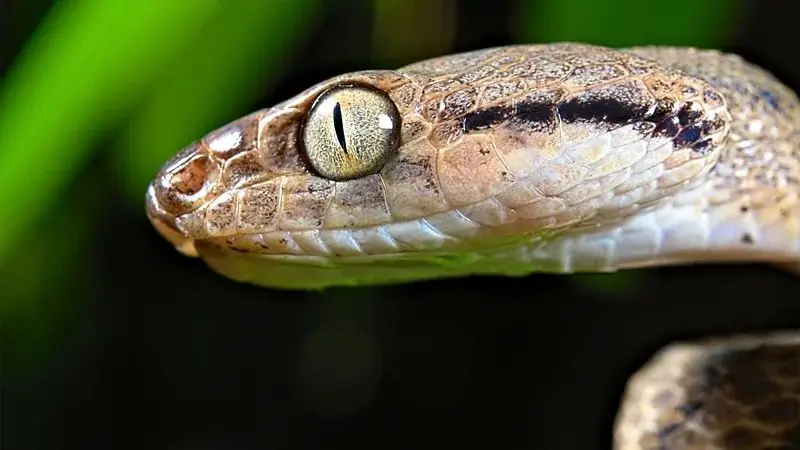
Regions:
[[169, 155, 209, 196], [152, 146, 217, 216]]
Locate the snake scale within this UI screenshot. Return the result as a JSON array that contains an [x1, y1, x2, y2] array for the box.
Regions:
[[146, 43, 800, 449]]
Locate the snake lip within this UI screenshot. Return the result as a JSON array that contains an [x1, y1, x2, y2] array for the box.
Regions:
[[145, 183, 199, 257]]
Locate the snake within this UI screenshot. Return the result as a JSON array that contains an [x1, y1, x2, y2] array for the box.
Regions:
[[145, 43, 800, 449]]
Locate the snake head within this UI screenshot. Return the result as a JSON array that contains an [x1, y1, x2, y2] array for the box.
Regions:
[[145, 70, 414, 264], [147, 44, 743, 289]]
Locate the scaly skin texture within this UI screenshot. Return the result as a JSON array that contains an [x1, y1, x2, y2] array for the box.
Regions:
[[146, 43, 800, 449], [614, 334, 800, 450], [146, 43, 799, 288]]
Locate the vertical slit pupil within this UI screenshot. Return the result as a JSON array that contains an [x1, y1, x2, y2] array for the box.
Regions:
[[332, 102, 347, 153]]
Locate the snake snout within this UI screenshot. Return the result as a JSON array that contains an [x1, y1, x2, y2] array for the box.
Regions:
[[151, 143, 220, 216], [145, 142, 225, 257], [145, 183, 198, 257]]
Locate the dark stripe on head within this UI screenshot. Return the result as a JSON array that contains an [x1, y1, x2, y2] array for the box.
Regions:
[[462, 105, 514, 132], [557, 97, 650, 125], [458, 81, 720, 157], [676, 102, 703, 126], [515, 101, 556, 123], [674, 125, 702, 147]]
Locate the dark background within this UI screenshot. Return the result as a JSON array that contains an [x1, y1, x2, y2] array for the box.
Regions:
[[3, 1, 799, 449]]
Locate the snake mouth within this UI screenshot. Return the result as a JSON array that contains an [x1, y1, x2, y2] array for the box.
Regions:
[[145, 183, 199, 257]]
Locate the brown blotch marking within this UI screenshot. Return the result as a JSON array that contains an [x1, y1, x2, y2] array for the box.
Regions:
[[205, 192, 237, 235], [422, 98, 444, 123], [279, 175, 334, 230], [381, 139, 449, 219], [676, 101, 704, 126], [400, 119, 430, 143], [431, 120, 463, 147], [653, 116, 681, 138], [388, 82, 419, 114], [700, 115, 727, 134], [722, 425, 771, 449], [652, 96, 679, 119], [222, 151, 266, 188], [259, 112, 307, 176], [169, 155, 208, 195], [437, 136, 516, 206], [237, 180, 280, 232], [439, 86, 480, 121], [643, 76, 675, 97], [324, 174, 392, 228], [753, 398, 800, 427], [722, 347, 785, 406]]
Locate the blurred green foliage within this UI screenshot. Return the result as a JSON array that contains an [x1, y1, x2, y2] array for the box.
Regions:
[[1, 0, 739, 366], [517, 0, 738, 47]]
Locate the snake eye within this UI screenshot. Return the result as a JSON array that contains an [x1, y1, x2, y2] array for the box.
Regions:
[[301, 84, 400, 181]]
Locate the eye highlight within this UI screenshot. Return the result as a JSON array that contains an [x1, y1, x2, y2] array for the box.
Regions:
[[302, 84, 401, 181]]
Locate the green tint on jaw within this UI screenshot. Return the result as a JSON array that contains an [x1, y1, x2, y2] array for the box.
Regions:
[[196, 229, 562, 291]]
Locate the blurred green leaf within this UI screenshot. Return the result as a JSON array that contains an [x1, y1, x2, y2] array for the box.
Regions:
[[0, 0, 224, 267], [571, 271, 647, 298], [518, 0, 739, 47], [116, 0, 320, 205], [371, 0, 456, 66], [1, 179, 96, 371]]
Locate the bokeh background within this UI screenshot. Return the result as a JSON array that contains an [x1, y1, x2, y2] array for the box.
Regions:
[[3, 1, 799, 449]]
